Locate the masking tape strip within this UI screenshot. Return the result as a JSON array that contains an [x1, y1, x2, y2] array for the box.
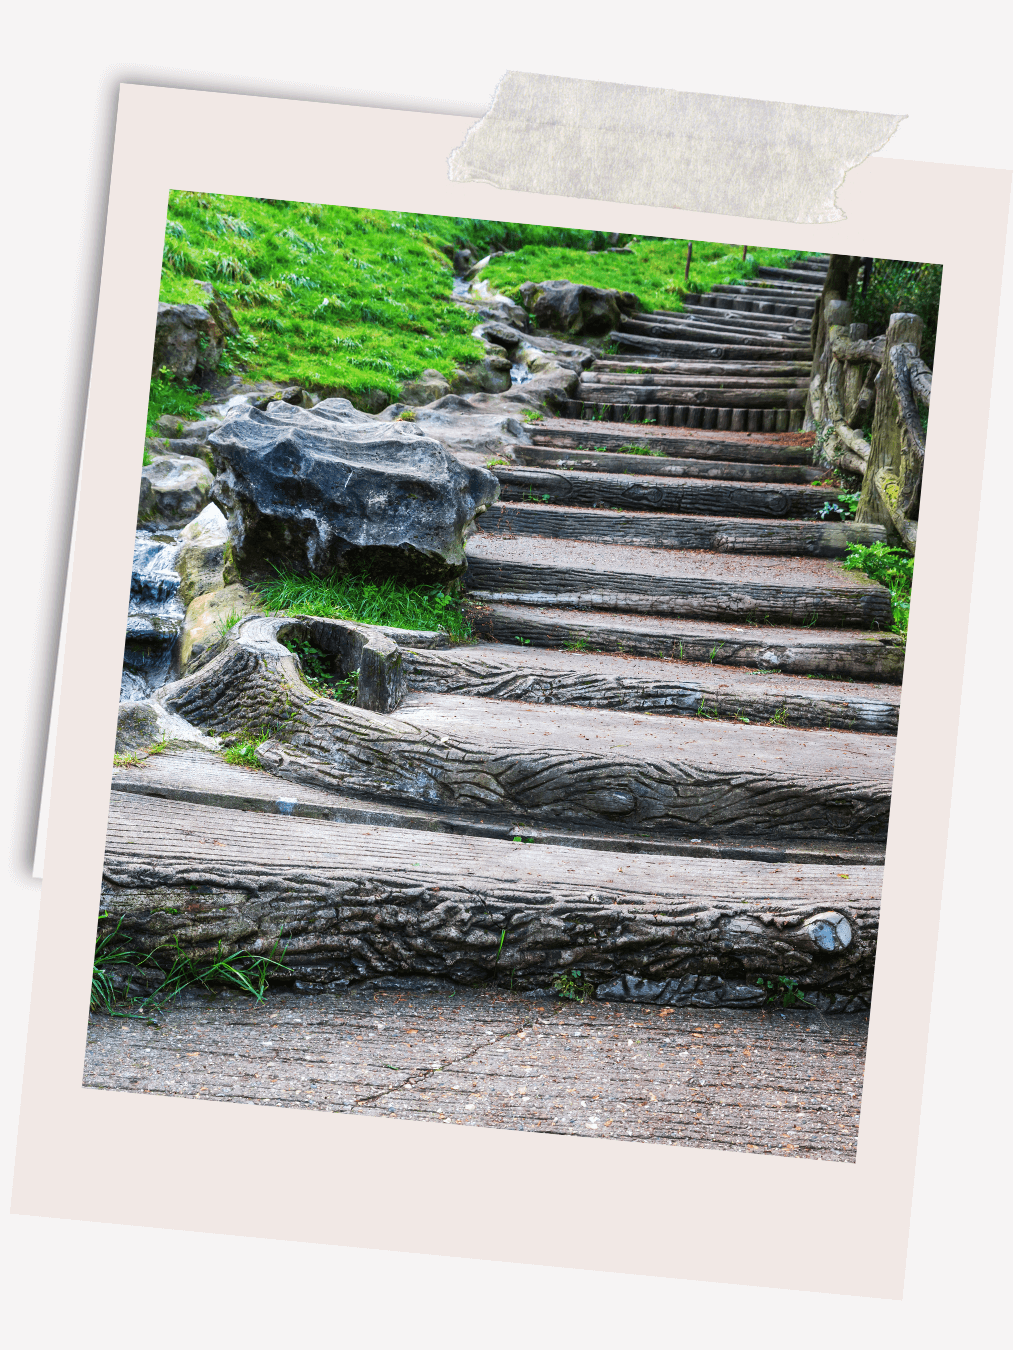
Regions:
[[448, 71, 905, 224]]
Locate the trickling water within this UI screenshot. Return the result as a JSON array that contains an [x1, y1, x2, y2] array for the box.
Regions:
[[510, 362, 532, 385], [121, 531, 185, 700]]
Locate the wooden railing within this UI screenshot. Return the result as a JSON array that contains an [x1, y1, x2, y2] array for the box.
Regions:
[[804, 255, 931, 553]]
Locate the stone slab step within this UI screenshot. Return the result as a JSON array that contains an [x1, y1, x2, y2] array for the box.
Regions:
[[494, 465, 838, 519], [575, 383, 806, 410], [101, 792, 881, 994], [469, 603, 905, 684], [110, 752, 883, 867], [477, 502, 887, 558], [464, 537, 892, 629], [404, 642, 900, 735], [610, 331, 811, 362], [529, 420, 816, 462], [620, 317, 811, 349], [513, 446, 819, 481]]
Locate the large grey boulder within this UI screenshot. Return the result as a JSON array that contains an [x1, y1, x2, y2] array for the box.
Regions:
[[517, 279, 641, 336], [151, 287, 240, 381], [206, 398, 499, 582]]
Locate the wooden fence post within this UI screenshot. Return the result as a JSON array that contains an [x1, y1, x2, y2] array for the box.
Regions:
[[684, 241, 693, 282]]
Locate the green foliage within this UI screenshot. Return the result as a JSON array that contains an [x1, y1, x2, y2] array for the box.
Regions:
[[215, 608, 244, 639], [553, 968, 596, 1002], [223, 740, 265, 769], [396, 407, 416, 421], [842, 541, 915, 636], [851, 260, 942, 366], [596, 442, 665, 457], [485, 243, 814, 316], [818, 491, 861, 520], [757, 976, 811, 1008], [258, 569, 472, 640], [92, 914, 292, 1018], [280, 634, 360, 702], [146, 365, 205, 435]]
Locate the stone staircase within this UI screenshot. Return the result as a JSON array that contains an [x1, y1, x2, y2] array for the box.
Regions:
[[557, 254, 828, 430]]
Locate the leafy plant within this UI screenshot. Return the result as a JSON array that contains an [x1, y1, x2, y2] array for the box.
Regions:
[[280, 633, 360, 703], [553, 968, 596, 1003], [757, 976, 811, 1009], [397, 408, 417, 421], [258, 569, 472, 641], [842, 541, 915, 637], [818, 491, 861, 520], [521, 410, 544, 422]]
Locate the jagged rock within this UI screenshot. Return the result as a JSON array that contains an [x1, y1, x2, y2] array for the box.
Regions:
[[253, 386, 319, 411], [175, 502, 231, 607], [176, 582, 262, 673], [517, 279, 640, 336], [138, 454, 214, 526], [151, 290, 239, 381], [400, 369, 451, 406], [206, 398, 499, 581], [115, 699, 219, 754], [450, 344, 513, 395], [377, 396, 532, 464]]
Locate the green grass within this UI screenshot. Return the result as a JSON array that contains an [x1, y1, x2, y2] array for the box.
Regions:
[[258, 569, 472, 640], [222, 740, 265, 769], [842, 541, 915, 637], [484, 241, 815, 316], [92, 914, 292, 1018]]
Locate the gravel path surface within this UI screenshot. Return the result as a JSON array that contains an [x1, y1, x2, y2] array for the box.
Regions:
[[83, 984, 867, 1161]]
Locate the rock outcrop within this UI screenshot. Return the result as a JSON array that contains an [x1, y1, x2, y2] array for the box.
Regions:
[[206, 398, 499, 582], [517, 280, 640, 336], [151, 287, 240, 381], [138, 453, 214, 526]]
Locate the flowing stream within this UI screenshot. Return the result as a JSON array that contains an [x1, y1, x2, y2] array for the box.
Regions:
[[121, 531, 185, 701]]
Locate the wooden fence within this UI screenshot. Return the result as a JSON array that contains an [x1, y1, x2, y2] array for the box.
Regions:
[[804, 255, 931, 553]]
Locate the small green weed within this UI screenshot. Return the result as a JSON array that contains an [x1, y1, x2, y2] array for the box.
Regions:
[[397, 408, 417, 421], [563, 638, 588, 652], [769, 704, 789, 726], [818, 491, 860, 520], [223, 740, 265, 769], [281, 633, 359, 702], [485, 456, 510, 467], [514, 635, 531, 645], [216, 608, 244, 639], [521, 410, 544, 422], [553, 968, 596, 1003], [757, 976, 811, 1008]]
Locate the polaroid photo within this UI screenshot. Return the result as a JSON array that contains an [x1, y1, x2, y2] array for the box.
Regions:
[[14, 84, 1010, 1299]]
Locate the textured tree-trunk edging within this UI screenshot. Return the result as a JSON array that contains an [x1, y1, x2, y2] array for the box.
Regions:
[[156, 620, 892, 841], [402, 648, 899, 734], [100, 793, 880, 1000], [477, 502, 888, 558], [471, 604, 906, 684]]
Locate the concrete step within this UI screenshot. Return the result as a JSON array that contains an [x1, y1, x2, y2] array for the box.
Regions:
[[464, 537, 893, 629], [110, 749, 884, 867], [494, 465, 836, 518], [528, 419, 816, 462], [101, 791, 882, 993], [512, 445, 821, 483], [477, 501, 888, 558], [404, 641, 900, 734], [470, 603, 905, 684]]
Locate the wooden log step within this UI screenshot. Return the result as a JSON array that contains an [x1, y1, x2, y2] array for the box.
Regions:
[[581, 372, 809, 390], [404, 644, 900, 735], [156, 631, 894, 843], [564, 403, 805, 432], [712, 284, 817, 305], [754, 267, 826, 286], [620, 317, 811, 349], [494, 466, 835, 519], [109, 749, 885, 866], [471, 603, 905, 684], [510, 448, 822, 483], [667, 304, 811, 333], [589, 359, 813, 377], [101, 792, 882, 993], [610, 332, 810, 362], [464, 538, 893, 629], [575, 383, 806, 410], [681, 297, 813, 317], [477, 501, 888, 557], [529, 420, 815, 462]]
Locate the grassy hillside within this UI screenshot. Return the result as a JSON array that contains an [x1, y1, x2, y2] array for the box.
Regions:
[[152, 193, 815, 431], [484, 239, 809, 315]]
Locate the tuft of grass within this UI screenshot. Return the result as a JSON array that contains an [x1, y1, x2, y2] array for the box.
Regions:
[[842, 541, 914, 637], [258, 569, 472, 640], [396, 408, 417, 421], [91, 914, 292, 1018], [215, 608, 244, 639], [280, 633, 360, 702], [146, 365, 206, 436], [223, 740, 266, 769]]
